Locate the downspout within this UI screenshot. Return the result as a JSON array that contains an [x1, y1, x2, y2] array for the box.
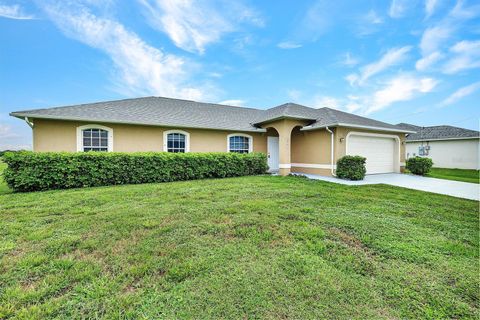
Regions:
[[325, 126, 336, 176], [24, 117, 33, 128], [24, 117, 34, 151]]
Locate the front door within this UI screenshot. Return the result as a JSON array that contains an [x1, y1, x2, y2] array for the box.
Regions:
[[267, 136, 279, 172]]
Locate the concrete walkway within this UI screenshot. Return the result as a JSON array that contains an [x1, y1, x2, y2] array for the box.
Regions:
[[294, 173, 479, 201]]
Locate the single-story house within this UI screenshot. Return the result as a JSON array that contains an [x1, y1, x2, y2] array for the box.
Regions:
[[10, 96, 414, 176], [397, 123, 479, 170]]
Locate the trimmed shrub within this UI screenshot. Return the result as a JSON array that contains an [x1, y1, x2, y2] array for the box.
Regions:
[[336, 155, 366, 181], [2, 151, 268, 192], [406, 156, 433, 176]]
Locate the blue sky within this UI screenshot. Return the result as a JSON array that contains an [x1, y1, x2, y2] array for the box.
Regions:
[[0, 0, 479, 149]]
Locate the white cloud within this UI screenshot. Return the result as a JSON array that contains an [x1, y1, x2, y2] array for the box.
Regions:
[[284, 0, 341, 44], [388, 0, 409, 18], [41, 1, 206, 100], [138, 0, 263, 54], [0, 124, 18, 139], [345, 74, 359, 86], [277, 41, 302, 49], [340, 52, 359, 67], [442, 40, 480, 74], [425, 0, 439, 19], [312, 96, 340, 109], [208, 72, 222, 78], [345, 102, 362, 113], [416, 24, 451, 71], [218, 99, 247, 106], [440, 82, 480, 107], [449, 0, 480, 20], [0, 123, 31, 150], [365, 9, 383, 24], [0, 144, 32, 151], [0, 4, 34, 19], [287, 89, 302, 101], [355, 9, 384, 36], [349, 46, 412, 85], [415, 51, 443, 71], [416, 1, 480, 70], [419, 25, 451, 56], [366, 75, 437, 114]]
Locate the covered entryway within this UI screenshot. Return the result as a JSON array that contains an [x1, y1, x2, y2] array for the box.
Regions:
[[347, 133, 399, 174]]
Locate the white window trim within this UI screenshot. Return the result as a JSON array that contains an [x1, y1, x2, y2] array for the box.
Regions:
[[345, 131, 401, 173], [76, 124, 113, 152], [163, 129, 190, 152], [227, 133, 253, 153]]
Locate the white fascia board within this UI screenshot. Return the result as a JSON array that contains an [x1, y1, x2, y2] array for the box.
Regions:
[[406, 137, 479, 142], [301, 122, 416, 134]]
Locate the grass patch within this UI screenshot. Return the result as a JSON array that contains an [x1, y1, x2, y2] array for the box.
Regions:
[[0, 172, 478, 318], [427, 167, 479, 184]]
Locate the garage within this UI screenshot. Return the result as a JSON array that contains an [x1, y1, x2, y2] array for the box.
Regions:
[[347, 134, 398, 174]]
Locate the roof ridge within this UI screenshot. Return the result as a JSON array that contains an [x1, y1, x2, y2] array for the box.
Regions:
[[14, 96, 265, 114], [423, 125, 479, 131], [397, 122, 420, 126], [12, 96, 157, 114], [157, 96, 263, 111], [323, 106, 400, 126]]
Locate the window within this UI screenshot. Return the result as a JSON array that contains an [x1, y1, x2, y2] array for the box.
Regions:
[[228, 134, 252, 153], [163, 130, 190, 153], [82, 129, 109, 152], [76, 125, 113, 152], [167, 133, 186, 153]]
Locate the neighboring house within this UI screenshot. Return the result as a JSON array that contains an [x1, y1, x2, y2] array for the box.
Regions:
[[397, 123, 479, 170], [10, 96, 413, 176]]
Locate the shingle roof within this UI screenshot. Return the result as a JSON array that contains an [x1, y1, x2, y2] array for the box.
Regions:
[[302, 107, 411, 132], [11, 96, 266, 132], [395, 123, 421, 132], [397, 123, 479, 141], [10, 96, 412, 133]]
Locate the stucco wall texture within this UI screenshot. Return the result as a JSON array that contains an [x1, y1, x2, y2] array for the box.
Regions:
[[406, 139, 479, 170]]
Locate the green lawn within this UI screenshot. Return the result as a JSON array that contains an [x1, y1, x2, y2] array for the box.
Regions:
[[0, 173, 478, 319], [427, 167, 479, 184]]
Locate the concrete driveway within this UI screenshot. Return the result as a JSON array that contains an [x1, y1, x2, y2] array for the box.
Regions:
[[295, 173, 479, 201]]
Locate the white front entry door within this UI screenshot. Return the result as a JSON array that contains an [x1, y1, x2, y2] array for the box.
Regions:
[[267, 136, 279, 172], [347, 135, 396, 174]]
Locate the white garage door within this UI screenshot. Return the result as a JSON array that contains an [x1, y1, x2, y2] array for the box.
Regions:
[[347, 135, 396, 174]]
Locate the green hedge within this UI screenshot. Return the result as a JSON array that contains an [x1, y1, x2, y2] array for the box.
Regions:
[[406, 156, 433, 176], [2, 151, 268, 192], [336, 155, 367, 181]]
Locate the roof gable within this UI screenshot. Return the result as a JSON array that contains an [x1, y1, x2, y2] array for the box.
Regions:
[[253, 103, 320, 124]]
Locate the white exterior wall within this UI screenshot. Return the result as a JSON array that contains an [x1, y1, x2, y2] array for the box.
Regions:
[[406, 139, 479, 169]]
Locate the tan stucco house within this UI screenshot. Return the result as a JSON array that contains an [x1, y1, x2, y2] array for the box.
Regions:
[[10, 96, 414, 176]]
